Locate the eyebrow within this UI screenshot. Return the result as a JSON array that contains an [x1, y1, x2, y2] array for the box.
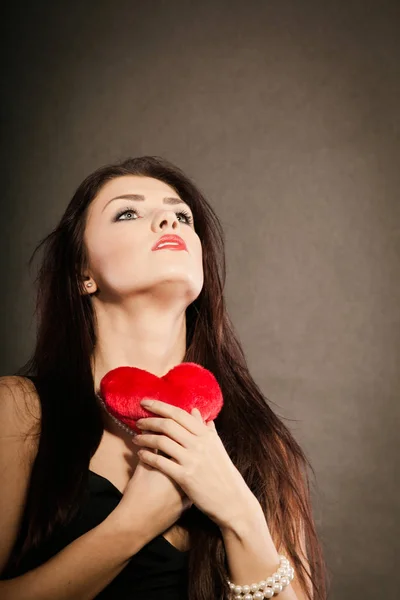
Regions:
[[102, 193, 190, 213]]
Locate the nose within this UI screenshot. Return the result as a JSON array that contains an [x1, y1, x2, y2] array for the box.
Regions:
[[153, 209, 180, 232]]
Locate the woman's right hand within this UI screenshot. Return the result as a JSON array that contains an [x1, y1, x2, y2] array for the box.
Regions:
[[111, 449, 192, 545]]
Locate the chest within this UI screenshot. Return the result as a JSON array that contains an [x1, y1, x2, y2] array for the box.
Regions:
[[89, 428, 191, 553]]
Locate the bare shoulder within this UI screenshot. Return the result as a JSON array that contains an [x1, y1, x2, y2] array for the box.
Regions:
[[0, 375, 41, 440], [0, 376, 41, 573]]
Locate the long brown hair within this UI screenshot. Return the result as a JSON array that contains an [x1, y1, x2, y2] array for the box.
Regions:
[[6, 156, 329, 598]]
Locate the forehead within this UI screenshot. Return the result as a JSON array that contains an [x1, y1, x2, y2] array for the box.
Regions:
[[92, 175, 180, 210]]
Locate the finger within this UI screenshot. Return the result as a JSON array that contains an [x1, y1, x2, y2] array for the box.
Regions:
[[191, 407, 204, 422], [137, 448, 183, 484], [136, 417, 194, 448], [140, 399, 204, 435], [206, 419, 217, 431], [133, 433, 186, 464]]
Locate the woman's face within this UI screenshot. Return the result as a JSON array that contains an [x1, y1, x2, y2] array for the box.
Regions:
[[83, 175, 204, 304]]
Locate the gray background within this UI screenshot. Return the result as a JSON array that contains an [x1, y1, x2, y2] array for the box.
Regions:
[[2, 1, 399, 598]]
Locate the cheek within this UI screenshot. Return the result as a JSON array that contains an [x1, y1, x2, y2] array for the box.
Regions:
[[193, 240, 204, 287], [87, 234, 142, 287], [195, 237, 203, 267]]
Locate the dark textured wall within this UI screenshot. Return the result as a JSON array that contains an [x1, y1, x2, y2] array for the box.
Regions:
[[1, 1, 399, 598]]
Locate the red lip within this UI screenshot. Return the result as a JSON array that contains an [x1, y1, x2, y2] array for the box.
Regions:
[[152, 234, 187, 252]]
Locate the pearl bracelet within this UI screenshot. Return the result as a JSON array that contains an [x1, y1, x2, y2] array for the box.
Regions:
[[227, 555, 295, 599]]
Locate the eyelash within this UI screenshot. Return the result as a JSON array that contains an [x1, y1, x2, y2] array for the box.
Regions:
[[114, 207, 193, 225]]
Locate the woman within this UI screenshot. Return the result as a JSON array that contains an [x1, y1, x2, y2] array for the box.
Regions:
[[0, 156, 329, 599]]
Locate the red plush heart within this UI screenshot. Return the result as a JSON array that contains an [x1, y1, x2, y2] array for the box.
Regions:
[[98, 362, 224, 434]]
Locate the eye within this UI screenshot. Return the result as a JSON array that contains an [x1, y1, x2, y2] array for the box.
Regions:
[[114, 207, 193, 225], [114, 208, 139, 221], [176, 210, 193, 226]]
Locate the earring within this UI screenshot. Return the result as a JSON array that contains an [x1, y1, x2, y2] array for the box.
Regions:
[[86, 282, 93, 288]]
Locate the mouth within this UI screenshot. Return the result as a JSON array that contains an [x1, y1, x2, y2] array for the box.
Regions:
[[152, 234, 188, 252]]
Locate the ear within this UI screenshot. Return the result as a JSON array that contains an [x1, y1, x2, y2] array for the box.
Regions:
[[81, 274, 98, 295]]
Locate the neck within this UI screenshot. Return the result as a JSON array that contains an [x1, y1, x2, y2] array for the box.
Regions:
[[90, 297, 188, 392]]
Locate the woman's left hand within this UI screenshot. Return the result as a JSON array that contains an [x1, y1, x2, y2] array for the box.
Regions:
[[132, 399, 258, 530]]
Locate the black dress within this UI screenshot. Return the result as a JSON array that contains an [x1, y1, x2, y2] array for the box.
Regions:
[[6, 377, 190, 599]]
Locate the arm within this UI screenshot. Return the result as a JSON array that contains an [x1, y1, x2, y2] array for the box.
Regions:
[[221, 498, 312, 600], [0, 376, 148, 600], [129, 400, 314, 599], [0, 514, 148, 600]]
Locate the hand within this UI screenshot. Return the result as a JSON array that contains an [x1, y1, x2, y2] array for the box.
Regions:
[[112, 451, 193, 546], [132, 400, 257, 529]]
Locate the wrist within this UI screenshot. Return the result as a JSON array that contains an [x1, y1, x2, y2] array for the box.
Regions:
[[103, 507, 149, 557], [219, 493, 264, 535]]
